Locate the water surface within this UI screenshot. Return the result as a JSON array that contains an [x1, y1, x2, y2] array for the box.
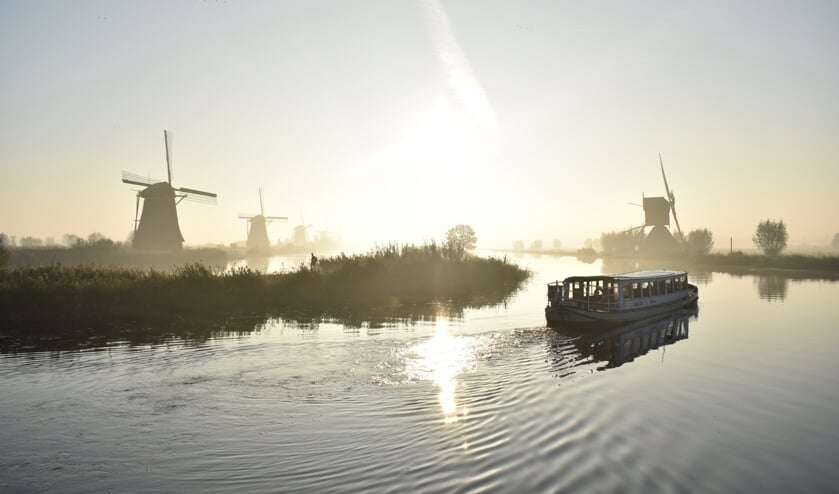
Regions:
[[2, 255, 838, 493]]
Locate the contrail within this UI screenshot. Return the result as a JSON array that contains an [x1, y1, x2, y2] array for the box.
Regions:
[[419, 0, 497, 138]]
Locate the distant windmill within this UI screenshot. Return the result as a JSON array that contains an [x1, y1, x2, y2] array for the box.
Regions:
[[122, 130, 217, 251], [239, 188, 287, 253], [316, 217, 338, 243], [292, 210, 313, 247]]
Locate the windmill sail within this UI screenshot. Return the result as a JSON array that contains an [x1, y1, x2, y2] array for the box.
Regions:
[[659, 154, 683, 238], [122, 170, 165, 187], [165, 129, 173, 184], [177, 186, 217, 198]]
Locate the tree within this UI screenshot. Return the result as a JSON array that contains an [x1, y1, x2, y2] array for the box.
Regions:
[[832, 233, 839, 250], [19, 236, 43, 247], [0, 233, 8, 267], [686, 228, 714, 255], [63, 233, 84, 247], [444, 224, 477, 257], [87, 232, 114, 247], [753, 219, 788, 255]]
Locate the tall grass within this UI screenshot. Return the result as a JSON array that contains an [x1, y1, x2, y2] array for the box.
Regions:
[[0, 243, 531, 340]]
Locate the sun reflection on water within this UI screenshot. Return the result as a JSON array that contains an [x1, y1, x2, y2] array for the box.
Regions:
[[403, 319, 478, 424]]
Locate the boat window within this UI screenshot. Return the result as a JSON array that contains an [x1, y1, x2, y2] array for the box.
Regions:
[[641, 282, 649, 297], [633, 283, 641, 298], [623, 284, 631, 299], [665, 279, 672, 293], [651, 281, 659, 296], [572, 281, 583, 299]]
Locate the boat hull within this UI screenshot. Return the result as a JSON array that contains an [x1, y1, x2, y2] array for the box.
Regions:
[[546, 285, 698, 328]]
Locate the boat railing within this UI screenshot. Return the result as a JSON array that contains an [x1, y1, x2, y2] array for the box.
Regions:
[[574, 298, 619, 312]]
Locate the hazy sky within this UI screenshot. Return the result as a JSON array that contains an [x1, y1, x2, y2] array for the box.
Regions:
[[2, 0, 837, 250]]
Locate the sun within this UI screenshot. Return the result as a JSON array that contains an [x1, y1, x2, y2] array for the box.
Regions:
[[409, 103, 487, 175]]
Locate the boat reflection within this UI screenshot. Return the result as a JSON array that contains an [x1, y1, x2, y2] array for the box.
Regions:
[[548, 307, 698, 371]]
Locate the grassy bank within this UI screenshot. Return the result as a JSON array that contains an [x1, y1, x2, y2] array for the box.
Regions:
[[0, 243, 530, 349], [691, 252, 839, 276], [574, 250, 839, 279]]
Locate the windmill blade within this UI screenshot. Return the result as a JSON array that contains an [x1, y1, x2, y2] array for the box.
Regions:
[[259, 188, 264, 216], [670, 199, 683, 238], [265, 216, 288, 221], [164, 129, 173, 185], [122, 170, 164, 186], [134, 193, 141, 234], [123, 178, 154, 188], [178, 186, 217, 205], [659, 154, 673, 200], [177, 186, 217, 198], [659, 154, 683, 238], [239, 214, 257, 219], [181, 193, 217, 205]]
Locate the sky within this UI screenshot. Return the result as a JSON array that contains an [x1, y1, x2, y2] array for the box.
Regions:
[[1, 0, 838, 251]]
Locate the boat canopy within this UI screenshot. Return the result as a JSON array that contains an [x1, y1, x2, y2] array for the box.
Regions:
[[561, 270, 685, 284]]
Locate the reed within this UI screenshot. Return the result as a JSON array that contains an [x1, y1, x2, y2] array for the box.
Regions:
[[0, 243, 530, 338]]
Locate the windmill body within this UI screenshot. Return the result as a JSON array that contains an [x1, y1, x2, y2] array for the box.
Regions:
[[240, 188, 286, 254], [291, 210, 313, 247], [246, 216, 271, 252], [133, 182, 184, 251], [122, 130, 216, 252], [638, 155, 684, 257]]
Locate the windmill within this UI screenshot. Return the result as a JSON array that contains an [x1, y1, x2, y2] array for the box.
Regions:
[[239, 188, 287, 253], [122, 130, 217, 251], [316, 217, 339, 243], [637, 154, 684, 255], [291, 210, 313, 247]]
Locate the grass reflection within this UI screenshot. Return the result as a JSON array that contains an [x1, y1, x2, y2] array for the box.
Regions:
[[404, 319, 476, 424]]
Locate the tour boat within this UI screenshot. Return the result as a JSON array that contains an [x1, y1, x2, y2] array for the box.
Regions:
[[545, 270, 698, 327]]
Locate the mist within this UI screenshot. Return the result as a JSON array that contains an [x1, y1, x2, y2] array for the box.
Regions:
[[2, 1, 838, 253]]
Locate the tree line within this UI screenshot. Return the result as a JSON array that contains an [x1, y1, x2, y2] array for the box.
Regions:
[[598, 219, 826, 257]]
